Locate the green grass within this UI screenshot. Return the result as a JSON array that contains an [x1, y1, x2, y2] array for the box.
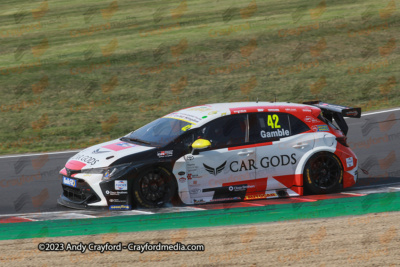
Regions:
[[0, 0, 399, 154]]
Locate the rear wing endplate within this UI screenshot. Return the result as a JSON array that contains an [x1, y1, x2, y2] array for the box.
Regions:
[[303, 101, 362, 135]]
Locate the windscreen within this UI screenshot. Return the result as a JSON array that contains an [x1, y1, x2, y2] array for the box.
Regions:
[[126, 118, 192, 146]]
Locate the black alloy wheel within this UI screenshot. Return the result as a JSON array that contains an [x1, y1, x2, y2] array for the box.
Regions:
[[133, 167, 177, 208], [304, 152, 343, 194]]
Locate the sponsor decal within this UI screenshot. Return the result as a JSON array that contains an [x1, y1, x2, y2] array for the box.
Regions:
[[186, 106, 213, 112], [186, 155, 194, 161], [268, 109, 280, 112], [344, 110, 359, 117], [178, 171, 185, 175], [193, 199, 205, 204], [346, 157, 354, 168], [303, 109, 312, 112], [187, 163, 198, 172], [116, 142, 135, 148], [260, 129, 290, 138], [232, 109, 247, 114], [313, 125, 329, 132], [115, 180, 127, 190], [190, 188, 201, 194], [203, 161, 227, 176], [92, 148, 110, 154], [179, 177, 186, 183], [187, 174, 192, 180], [105, 190, 128, 196], [181, 125, 192, 131], [230, 154, 297, 172], [304, 116, 320, 123], [228, 185, 255, 192], [102, 141, 136, 151], [230, 159, 258, 172], [244, 193, 277, 200], [164, 112, 201, 123], [109, 205, 131, 210], [260, 154, 297, 168], [71, 154, 99, 165], [63, 176, 76, 187], [157, 150, 173, 158]]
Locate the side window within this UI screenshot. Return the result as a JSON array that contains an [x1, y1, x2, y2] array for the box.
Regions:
[[199, 114, 247, 148], [289, 114, 310, 135], [176, 131, 196, 149], [250, 113, 290, 143]]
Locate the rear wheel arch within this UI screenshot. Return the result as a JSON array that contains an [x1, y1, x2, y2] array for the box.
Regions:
[[303, 151, 344, 194]]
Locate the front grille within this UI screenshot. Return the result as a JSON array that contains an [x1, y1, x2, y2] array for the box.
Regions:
[[62, 185, 86, 202], [62, 178, 100, 204]]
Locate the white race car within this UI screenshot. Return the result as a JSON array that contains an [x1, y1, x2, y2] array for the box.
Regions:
[[58, 101, 361, 210]]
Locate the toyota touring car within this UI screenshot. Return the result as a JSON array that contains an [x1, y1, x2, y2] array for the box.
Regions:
[[58, 101, 361, 210]]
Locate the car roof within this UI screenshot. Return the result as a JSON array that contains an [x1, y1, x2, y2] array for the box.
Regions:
[[163, 102, 320, 128]]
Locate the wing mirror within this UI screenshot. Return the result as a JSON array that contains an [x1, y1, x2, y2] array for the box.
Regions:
[[191, 139, 211, 155]]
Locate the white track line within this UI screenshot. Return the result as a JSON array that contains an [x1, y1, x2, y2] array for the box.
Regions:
[[0, 210, 93, 218], [0, 150, 80, 159], [132, 210, 154, 214], [361, 107, 400, 117], [19, 217, 38, 221], [340, 192, 366, 196], [67, 213, 97, 218], [349, 182, 400, 190]]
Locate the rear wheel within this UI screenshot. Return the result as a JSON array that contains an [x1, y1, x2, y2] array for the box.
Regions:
[[304, 152, 343, 194], [132, 167, 177, 208]]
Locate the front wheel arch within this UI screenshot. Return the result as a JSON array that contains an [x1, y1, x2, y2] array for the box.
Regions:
[[131, 165, 178, 208]]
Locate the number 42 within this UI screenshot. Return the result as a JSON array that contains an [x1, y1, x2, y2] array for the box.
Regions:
[[267, 114, 281, 129]]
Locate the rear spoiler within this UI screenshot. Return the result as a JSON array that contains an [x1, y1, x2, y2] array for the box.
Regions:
[[303, 101, 362, 135]]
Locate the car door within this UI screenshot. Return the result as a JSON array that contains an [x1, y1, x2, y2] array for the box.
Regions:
[[250, 112, 314, 197], [185, 114, 257, 203]]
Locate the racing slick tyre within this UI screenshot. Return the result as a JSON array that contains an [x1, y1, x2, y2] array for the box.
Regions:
[[303, 152, 343, 194], [132, 167, 177, 208]]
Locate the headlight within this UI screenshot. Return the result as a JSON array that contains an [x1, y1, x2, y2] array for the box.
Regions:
[[101, 163, 131, 181], [81, 168, 106, 174]]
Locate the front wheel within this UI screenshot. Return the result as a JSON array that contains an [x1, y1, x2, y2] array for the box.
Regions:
[[132, 167, 177, 208], [303, 152, 343, 194]]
